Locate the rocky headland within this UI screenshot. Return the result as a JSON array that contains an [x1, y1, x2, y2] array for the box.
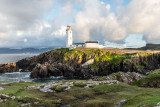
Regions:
[[1, 48, 160, 106], [16, 48, 160, 79]]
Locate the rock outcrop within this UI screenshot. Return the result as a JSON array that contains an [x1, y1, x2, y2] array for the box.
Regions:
[[16, 48, 160, 79], [105, 72, 143, 84], [0, 62, 19, 73]]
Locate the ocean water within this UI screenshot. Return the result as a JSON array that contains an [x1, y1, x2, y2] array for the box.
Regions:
[[0, 72, 63, 83], [0, 54, 38, 64], [0, 54, 63, 83]]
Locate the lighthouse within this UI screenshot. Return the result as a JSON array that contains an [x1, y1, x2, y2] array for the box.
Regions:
[[66, 25, 73, 47]]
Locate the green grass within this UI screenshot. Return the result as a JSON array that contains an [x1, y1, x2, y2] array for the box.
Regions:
[[54, 86, 67, 92], [133, 69, 160, 87], [96, 76, 107, 81], [74, 83, 87, 87], [0, 81, 39, 96], [1, 80, 160, 107]]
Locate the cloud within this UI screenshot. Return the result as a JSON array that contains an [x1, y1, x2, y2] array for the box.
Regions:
[[73, 0, 126, 43], [119, 0, 160, 43], [24, 38, 28, 43], [0, 0, 159, 48]]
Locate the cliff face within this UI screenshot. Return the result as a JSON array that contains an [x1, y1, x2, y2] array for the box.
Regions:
[[16, 48, 160, 79]]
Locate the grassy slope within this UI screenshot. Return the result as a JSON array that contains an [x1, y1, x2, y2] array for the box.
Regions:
[[1, 81, 160, 107]]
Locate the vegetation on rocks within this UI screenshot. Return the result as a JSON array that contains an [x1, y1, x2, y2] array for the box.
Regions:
[[50, 85, 67, 92], [133, 69, 160, 87], [74, 83, 87, 87], [16, 48, 160, 79]]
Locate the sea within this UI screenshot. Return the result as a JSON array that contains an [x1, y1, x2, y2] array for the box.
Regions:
[[0, 54, 63, 83]]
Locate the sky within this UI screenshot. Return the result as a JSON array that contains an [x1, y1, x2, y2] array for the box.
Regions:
[[0, 0, 160, 48]]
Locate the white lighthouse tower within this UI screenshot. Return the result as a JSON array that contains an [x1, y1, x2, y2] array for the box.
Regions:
[[66, 25, 73, 47]]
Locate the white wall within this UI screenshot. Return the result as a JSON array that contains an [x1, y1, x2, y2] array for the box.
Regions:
[[85, 43, 99, 48], [66, 30, 72, 47]]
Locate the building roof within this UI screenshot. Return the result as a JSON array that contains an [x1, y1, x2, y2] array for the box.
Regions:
[[73, 43, 85, 45], [85, 41, 99, 43]]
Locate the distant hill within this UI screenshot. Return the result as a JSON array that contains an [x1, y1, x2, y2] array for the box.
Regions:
[[0, 47, 56, 54], [139, 44, 160, 50], [125, 44, 160, 50]]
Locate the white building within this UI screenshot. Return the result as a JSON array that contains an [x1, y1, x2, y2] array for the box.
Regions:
[[85, 41, 99, 48], [66, 25, 105, 48]]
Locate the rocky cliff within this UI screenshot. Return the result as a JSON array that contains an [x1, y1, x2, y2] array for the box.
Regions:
[[16, 48, 160, 79]]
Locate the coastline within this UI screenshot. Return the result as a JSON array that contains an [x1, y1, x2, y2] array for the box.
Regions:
[[0, 48, 160, 106]]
